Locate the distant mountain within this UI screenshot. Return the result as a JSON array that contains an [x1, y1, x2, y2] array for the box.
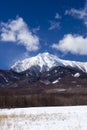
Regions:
[[0, 52, 87, 89], [11, 52, 87, 73]]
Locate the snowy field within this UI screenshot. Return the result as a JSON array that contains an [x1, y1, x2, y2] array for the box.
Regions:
[[0, 106, 87, 130]]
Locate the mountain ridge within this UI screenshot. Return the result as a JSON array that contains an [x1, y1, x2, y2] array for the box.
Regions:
[[0, 52, 87, 88], [11, 52, 87, 73]]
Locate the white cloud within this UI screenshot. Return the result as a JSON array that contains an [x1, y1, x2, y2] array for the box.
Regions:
[[65, 8, 87, 19], [0, 17, 39, 51], [55, 13, 61, 19], [52, 34, 87, 55], [49, 21, 60, 30], [65, 2, 87, 26], [32, 26, 40, 33]]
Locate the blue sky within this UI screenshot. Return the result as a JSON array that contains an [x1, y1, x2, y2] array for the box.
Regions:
[[0, 0, 87, 69]]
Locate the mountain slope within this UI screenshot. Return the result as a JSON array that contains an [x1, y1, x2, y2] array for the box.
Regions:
[[11, 52, 87, 73], [11, 52, 62, 73]]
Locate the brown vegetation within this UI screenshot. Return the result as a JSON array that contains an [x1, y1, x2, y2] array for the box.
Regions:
[[0, 87, 87, 108]]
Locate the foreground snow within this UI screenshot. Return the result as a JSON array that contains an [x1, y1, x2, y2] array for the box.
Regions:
[[0, 106, 87, 130]]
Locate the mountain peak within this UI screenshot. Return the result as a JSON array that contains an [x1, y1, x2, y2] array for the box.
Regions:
[[11, 52, 60, 73], [39, 52, 50, 55], [37, 52, 58, 59]]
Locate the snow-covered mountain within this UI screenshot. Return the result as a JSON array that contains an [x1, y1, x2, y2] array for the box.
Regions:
[[11, 52, 62, 73], [11, 52, 87, 73]]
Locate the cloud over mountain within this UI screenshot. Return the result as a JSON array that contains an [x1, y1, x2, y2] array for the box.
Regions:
[[0, 17, 39, 51], [52, 34, 87, 55]]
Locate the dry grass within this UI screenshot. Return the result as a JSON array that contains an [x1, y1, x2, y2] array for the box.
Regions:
[[0, 86, 87, 108], [0, 93, 87, 108]]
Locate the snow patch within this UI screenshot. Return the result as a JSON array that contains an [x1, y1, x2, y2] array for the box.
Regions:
[[52, 79, 59, 84], [40, 80, 50, 85], [0, 74, 8, 82], [73, 73, 80, 78], [54, 70, 57, 73], [57, 89, 66, 92]]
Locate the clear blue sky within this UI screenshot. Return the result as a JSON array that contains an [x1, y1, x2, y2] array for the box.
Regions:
[[0, 0, 87, 69]]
